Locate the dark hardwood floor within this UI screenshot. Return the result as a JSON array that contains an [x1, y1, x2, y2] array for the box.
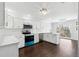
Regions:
[[19, 39, 78, 57]]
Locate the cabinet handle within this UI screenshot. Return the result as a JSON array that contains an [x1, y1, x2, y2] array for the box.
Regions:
[[6, 22, 8, 26]]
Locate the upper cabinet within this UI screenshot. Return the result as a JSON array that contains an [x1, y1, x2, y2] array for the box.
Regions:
[[0, 2, 4, 28], [5, 11, 23, 29], [5, 14, 14, 28], [13, 17, 23, 28]]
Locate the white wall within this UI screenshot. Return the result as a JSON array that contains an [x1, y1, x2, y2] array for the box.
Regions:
[[51, 19, 78, 40]]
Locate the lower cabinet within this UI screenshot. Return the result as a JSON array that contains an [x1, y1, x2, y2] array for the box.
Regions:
[[18, 36, 24, 48], [43, 33, 60, 44], [0, 43, 19, 57], [34, 34, 39, 43]]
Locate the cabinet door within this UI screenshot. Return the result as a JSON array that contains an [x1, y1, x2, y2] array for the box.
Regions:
[[13, 17, 23, 28], [5, 13, 23, 28], [43, 33, 52, 42], [0, 3, 4, 28], [5, 15, 14, 28], [43, 33, 60, 44], [18, 36, 24, 48], [34, 34, 39, 43]]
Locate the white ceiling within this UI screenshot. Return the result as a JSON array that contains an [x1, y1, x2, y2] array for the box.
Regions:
[[5, 2, 78, 23]]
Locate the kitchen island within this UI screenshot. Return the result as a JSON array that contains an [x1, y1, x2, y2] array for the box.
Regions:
[[0, 36, 19, 57]]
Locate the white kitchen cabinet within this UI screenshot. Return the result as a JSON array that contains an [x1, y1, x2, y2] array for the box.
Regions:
[[5, 14, 23, 28], [0, 35, 19, 57], [43, 33, 60, 44], [34, 34, 39, 43], [0, 2, 4, 28], [5, 15, 14, 28], [13, 17, 23, 28], [18, 35, 24, 48], [5, 9, 23, 29], [0, 43, 19, 57]]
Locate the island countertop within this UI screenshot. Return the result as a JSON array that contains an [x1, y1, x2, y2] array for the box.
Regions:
[[0, 36, 19, 47]]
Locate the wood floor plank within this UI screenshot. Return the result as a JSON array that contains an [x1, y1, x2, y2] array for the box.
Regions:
[[19, 39, 78, 57]]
